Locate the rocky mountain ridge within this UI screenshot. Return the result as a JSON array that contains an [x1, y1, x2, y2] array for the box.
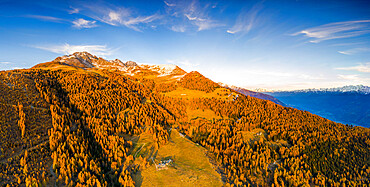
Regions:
[[39, 51, 185, 77], [256, 85, 370, 94]]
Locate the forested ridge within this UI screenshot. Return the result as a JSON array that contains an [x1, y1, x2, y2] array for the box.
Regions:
[[0, 56, 369, 186]]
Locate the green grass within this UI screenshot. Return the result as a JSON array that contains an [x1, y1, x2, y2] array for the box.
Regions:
[[132, 129, 223, 187]]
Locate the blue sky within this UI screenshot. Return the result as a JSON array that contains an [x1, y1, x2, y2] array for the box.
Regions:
[[0, 0, 369, 90]]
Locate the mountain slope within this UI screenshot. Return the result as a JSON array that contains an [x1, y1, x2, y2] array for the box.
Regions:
[[1, 52, 369, 186], [220, 83, 285, 106], [132, 129, 222, 186]]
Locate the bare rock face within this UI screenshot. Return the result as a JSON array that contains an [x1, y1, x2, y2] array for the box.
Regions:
[[110, 59, 124, 65], [125, 61, 138, 67], [52, 52, 97, 68], [48, 52, 187, 77]]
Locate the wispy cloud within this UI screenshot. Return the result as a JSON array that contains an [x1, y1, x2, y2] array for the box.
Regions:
[[298, 74, 324, 80], [122, 14, 160, 31], [72, 18, 97, 29], [338, 74, 360, 80], [164, 1, 176, 7], [82, 4, 160, 32], [0, 62, 11, 64], [293, 20, 370, 43], [33, 43, 112, 56], [227, 3, 263, 35], [164, 0, 223, 31], [171, 25, 186, 32], [26, 14, 98, 29], [101, 10, 159, 31], [68, 7, 80, 14], [185, 13, 220, 31], [167, 59, 199, 71], [26, 15, 65, 22], [336, 74, 370, 84], [336, 62, 370, 73], [337, 48, 370, 55]]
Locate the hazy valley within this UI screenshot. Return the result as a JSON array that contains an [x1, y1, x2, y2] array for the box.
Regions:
[[267, 86, 370, 128]]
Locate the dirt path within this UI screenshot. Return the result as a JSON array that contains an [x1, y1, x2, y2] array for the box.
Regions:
[[134, 143, 146, 158]]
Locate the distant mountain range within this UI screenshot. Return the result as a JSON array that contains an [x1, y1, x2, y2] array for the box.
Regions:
[[266, 85, 370, 127], [219, 83, 285, 106], [255, 85, 370, 94], [280, 85, 370, 94]]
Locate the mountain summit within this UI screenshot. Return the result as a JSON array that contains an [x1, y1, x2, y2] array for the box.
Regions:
[[291, 85, 370, 94], [33, 51, 186, 77]]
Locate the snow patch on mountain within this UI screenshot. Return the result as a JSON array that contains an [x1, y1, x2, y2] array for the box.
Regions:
[[273, 85, 370, 94], [52, 52, 186, 77], [139, 64, 179, 76], [171, 74, 186, 80]]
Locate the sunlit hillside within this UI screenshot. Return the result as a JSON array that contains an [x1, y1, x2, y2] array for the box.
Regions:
[[0, 53, 369, 187]]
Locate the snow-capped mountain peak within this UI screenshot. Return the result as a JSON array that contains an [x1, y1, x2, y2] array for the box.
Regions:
[[139, 64, 186, 76], [291, 85, 370, 94], [48, 52, 186, 77]]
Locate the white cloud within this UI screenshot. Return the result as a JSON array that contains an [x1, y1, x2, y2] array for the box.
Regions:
[[193, 19, 221, 31], [26, 15, 65, 22], [72, 18, 97, 29], [336, 63, 370, 73], [68, 7, 80, 14], [33, 43, 112, 56], [164, 1, 176, 7], [293, 20, 370, 43], [108, 11, 122, 23], [167, 59, 199, 71], [171, 25, 186, 32], [338, 51, 352, 55], [184, 14, 205, 21], [298, 74, 324, 80], [97, 9, 160, 31], [165, 0, 223, 31], [246, 70, 293, 77], [0, 62, 11, 64], [227, 4, 263, 35], [338, 74, 360, 80], [184, 2, 222, 31], [337, 48, 370, 55], [123, 14, 159, 28], [336, 74, 370, 85]]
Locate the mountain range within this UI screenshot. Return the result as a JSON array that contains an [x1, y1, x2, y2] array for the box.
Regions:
[[274, 85, 369, 94], [35, 52, 187, 77], [0, 52, 369, 186], [267, 86, 370, 127], [39, 52, 285, 106]]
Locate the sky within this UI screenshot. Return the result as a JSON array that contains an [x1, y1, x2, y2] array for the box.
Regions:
[[0, 0, 370, 90]]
